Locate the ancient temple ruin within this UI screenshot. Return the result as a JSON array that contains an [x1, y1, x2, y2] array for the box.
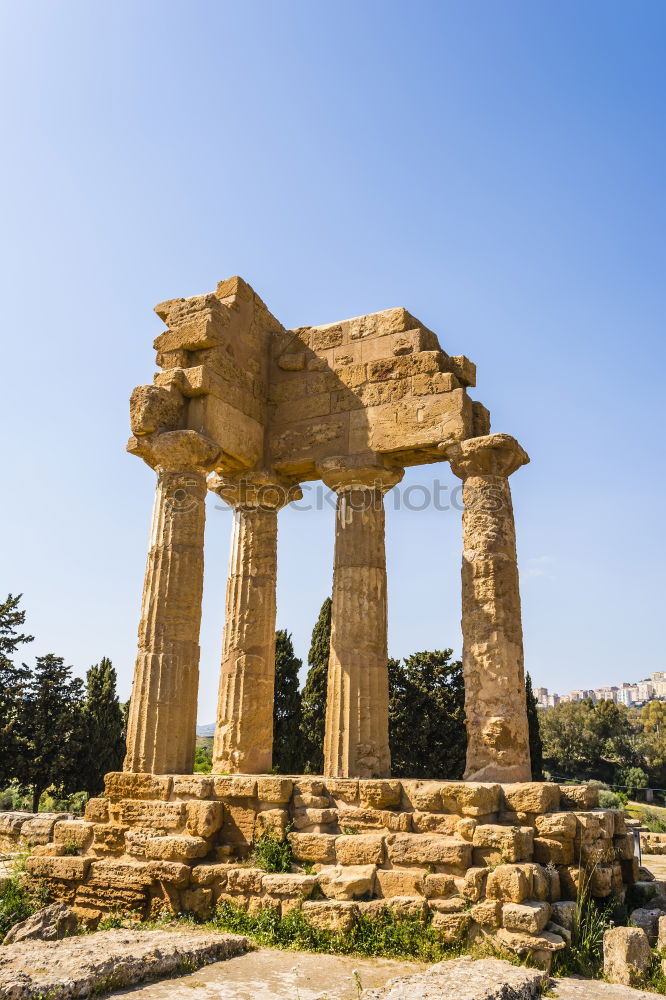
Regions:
[[22, 278, 637, 950], [125, 276, 532, 784]]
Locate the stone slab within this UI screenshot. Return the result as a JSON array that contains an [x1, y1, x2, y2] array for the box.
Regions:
[[0, 928, 248, 999], [361, 956, 546, 999]]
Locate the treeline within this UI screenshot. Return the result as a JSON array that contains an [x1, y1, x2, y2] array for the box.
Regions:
[[0, 594, 125, 811], [539, 696, 666, 794]]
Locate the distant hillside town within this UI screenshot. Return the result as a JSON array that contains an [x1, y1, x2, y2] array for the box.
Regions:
[[536, 671, 666, 709]]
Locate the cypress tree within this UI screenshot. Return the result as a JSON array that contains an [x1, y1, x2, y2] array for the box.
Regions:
[[81, 657, 126, 795], [525, 671, 543, 780], [301, 597, 331, 774], [389, 649, 466, 779], [273, 630, 303, 773], [15, 654, 85, 812], [0, 594, 32, 786]]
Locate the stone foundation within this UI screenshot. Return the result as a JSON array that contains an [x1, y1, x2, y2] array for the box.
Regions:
[[24, 776, 637, 961], [0, 812, 71, 854]]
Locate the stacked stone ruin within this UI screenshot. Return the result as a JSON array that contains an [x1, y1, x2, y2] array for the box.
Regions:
[[23, 277, 640, 960]]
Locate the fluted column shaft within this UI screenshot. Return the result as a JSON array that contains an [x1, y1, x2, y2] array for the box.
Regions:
[[211, 476, 299, 774], [322, 462, 403, 778], [124, 431, 216, 774], [447, 433, 531, 783]]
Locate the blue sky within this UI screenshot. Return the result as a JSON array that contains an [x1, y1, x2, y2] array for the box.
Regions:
[[1, 0, 664, 720]]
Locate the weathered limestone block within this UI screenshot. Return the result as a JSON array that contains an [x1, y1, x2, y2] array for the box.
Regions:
[[224, 867, 263, 894], [171, 775, 214, 798], [84, 799, 109, 823], [503, 783, 560, 815], [293, 793, 330, 808], [502, 901, 551, 934], [359, 780, 402, 809], [456, 818, 478, 841], [657, 914, 666, 951], [254, 808, 289, 840], [25, 856, 91, 881], [292, 807, 338, 830], [337, 806, 411, 833], [119, 801, 184, 829], [365, 896, 429, 920], [303, 900, 359, 932], [411, 812, 460, 835], [374, 869, 427, 898], [189, 864, 229, 888], [461, 867, 488, 902], [471, 824, 533, 864], [145, 836, 209, 861], [496, 928, 566, 955], [387, 834, 472, 872], [439, 782, 501, 817], [145, 861, 191, 887], [559, 785, 599, 810], [20, 814, 69, 847], [446, 435, 531, 783], [261, 873, 317, 898], [105, 773, 173, 802], [431, 911, 470, 940], [629, 907, 661, 945], [53, 821, 94, 850], [471, 899, 503, 928], [181, 887, 213, 918], [219, 803, 257, 845], [551, 900, 576, 931], [321, 460, 403, 779], [324, 779, 359, 804], [257, 777, 293, 804], [288, 833, 337, 864], [185, 801, 224, 838], [429, 897, 466, 914], [212, 776, 257, 799], [400, 780, 443, 812], [423, 873, 457, 899], [534, 812, 576, 839], [124, 431, 218, 774], [318, 864, 376, 900], [335, 834, 385, 866], [603, 926, 651, 986], [87, 860, 154, 890], [533, 837, 574, 865], [486, 864, 531, 903]]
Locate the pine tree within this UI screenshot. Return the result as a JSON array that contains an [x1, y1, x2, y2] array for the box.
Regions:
[[81, 657, 126, 796], [273, 630, 303, 773], [0, 594, 32, 786], [301, 597, 331, 774], [14, 655, 86, 812], [525, 671, 543, 780], [389, 650, 466, 779]]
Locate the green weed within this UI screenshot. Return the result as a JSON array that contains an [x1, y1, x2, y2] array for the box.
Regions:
[[252, 832, 294, 874]]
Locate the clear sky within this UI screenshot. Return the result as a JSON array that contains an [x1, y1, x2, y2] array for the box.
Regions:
[[1, 0, 665, 721]]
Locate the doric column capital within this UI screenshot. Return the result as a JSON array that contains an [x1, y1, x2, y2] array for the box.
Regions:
[[209, 471, 302, 511], [444, 433, 529, 480], [127, 429, 219, 474], [318, 455, 404, 495]]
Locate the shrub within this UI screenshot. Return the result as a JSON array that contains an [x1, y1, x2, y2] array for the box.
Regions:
[[0, 856, 48, 940], [598, 789, 622, 809], [252, 833, 293, 874], [642, 809, 666, 834], [213, 899, 466, 962]]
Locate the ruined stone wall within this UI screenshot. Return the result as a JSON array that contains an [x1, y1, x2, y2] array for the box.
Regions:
[[24, 778, 636, 961]]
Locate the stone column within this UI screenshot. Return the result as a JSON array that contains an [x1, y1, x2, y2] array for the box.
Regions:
[[446, 433, 531, 783], [320, 459, 403, 778], [124, 430, 219, 775], [211, 474, 301, 774]]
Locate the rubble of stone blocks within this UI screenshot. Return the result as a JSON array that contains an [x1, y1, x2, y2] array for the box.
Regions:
[[641, 831, 666, 855], [0, 812, 71, 854], [22, 776, 637, 963]]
